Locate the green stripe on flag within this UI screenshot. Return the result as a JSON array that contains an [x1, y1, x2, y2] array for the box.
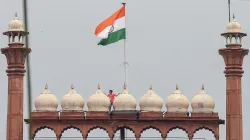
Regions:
[[98, 28, 126, 46]]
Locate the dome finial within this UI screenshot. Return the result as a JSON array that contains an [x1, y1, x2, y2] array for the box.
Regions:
[[45, 83, 48, 89], [202, 84, 205, 90], [98, 83, 101, 89], [233, 13, 235, 19], [15, 12, 17, 17], [176, 84, 179, 90], [123, 83, 127, 90], [71, 84, 74, 89], [149, 84, 152, 90]]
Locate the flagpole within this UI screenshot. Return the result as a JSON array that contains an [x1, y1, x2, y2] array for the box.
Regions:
[[122, 2, 128, 87], [120, 3, 127, 139], [228, 0, 231, 22], [22, 0, 33, 139]]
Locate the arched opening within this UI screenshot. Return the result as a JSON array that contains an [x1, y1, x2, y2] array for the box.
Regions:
[[140, 127, 162, 140], [14, 35, 19, 42], [11, 35, 15, 42], [19, 35, 22, 42], [87, 126, 110, 139], [238, 37, 242, 44], [231, 36, 237, 44], [60, 126, 83, 140], [113, 127, 136, 140], [8, 35, 10, 43], [34, 127, 56, 140], [193, 128, 215, 140], [226, 36, 231, 44], [166, 127, 188, 140]]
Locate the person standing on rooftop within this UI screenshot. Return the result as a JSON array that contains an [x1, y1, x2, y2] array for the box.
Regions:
[[107, 90, 117, 111]]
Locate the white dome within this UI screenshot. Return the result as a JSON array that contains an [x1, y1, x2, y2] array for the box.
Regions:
[[226, 14, 241, 33], [191, 85, 215, 113], [113, 85, 137, 111], [87, 84, 111, 112], [61, 85, 85, 112], [34, 84, 58, 112], [165, 85, 189, 113], [139, 85, 163, 112], [8, 13, 24, 32]]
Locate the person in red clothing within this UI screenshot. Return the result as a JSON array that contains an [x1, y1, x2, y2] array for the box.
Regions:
[[107, 90, 117, 111]]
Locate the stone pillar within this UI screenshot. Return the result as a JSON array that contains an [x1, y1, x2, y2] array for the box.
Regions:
[[2, 14, 31, 140], [219, 15, 248, 140], [2, 44, 31, 140], [220, 46, 248, 139]]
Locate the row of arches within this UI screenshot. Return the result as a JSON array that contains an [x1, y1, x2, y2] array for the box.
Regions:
[[5, 31, 27, 44], [33, 125, 218, 140], [225, 35, 243, 45]]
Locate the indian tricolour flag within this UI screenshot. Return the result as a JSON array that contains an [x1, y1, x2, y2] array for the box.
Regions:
[[95, 5, 126, 46]]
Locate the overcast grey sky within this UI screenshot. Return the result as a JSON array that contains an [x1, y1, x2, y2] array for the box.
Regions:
[[1, 0, 250, 139]]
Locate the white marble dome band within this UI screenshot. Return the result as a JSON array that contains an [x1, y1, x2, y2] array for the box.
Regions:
[[33, 83, 216, 113]]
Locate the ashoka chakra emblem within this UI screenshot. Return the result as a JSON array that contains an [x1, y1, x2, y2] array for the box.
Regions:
[[109, 25, 114, 33]]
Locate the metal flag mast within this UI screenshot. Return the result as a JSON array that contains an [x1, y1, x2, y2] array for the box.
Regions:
[[121, 2, 129, 87], [22, 0, 33, 139], [120, 3, 127, 140], [228, 0, 231, 22]]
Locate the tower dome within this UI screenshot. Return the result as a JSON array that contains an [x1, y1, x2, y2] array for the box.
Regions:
[[165, 84, 189, 113], [139, 85, 163, 112], [191, 84, 215, 113], [87, 84, 111, 112], [113, 84, 137, 111], [226, 14, 241, 33], [61, 85, 85, 112], [8, 13, 24, 31], [34, 84, 58, 112]]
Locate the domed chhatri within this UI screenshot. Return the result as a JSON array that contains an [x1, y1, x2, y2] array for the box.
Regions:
[[61, 84, 85, 112], [34, 84, 58, 112], [8, 13, 24, 32], [165, 84, 189, 113], [191, 84, 215, 113], [139, 85, 163, 112], [113, 84, 137, 111], [87, 84, 111, 112], [226, 14, 241, 33]]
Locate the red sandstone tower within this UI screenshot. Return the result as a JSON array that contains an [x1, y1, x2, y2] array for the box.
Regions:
[[2, 14, 31, 140], [219, 15, 248, 140]]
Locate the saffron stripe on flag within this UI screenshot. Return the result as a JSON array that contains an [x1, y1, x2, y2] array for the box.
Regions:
[[96, 16, 125, 38], [95, 6, 125, 36]]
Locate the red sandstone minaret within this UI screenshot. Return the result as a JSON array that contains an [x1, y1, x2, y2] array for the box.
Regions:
[[2, 14, 31, 140], [219, 15, 248, 140]]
